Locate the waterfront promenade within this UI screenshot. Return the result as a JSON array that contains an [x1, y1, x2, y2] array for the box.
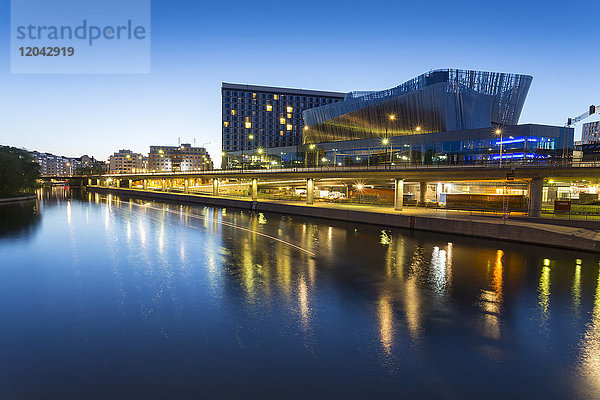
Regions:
[[87, 186, 600, 252]]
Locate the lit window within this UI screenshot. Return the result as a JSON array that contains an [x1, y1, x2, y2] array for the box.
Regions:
[[266, 105, 272, 111], [252, 93, 256, 98], [245, 122, 252, 129], [280, 118, 286, 124], [274, 94, 279, 100], [224, 121, 229, 127], [231, 110, 236, 115], [287, 113, 292, 119], [286, 124, 292, 131], [286, 106, 293, 113], [280, 131, 284, 136]]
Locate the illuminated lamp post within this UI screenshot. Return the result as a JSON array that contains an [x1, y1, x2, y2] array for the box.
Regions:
[[384, 115, 395, 167], [495, 128, 503, 168], [410, 126, 421, 165]]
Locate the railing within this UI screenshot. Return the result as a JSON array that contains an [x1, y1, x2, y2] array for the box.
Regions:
[[84, 158, 600, 178], [44, 158, 600, 181]]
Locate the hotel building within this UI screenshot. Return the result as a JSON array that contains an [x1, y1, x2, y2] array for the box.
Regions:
[[221, 83, 345, 153]]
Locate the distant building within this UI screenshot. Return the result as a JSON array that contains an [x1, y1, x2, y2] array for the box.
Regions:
[[221, 83, 345, 153], [32, 151, 81, 176], [108, 150, 144, 174], [582, 121, 600, 144], [148, 144, 213, 172]]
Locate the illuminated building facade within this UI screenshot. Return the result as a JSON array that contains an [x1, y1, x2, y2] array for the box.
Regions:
[[221, 83, 345, 153], [32, 151, 81, 176], [224, 124, 573, 169], [582, 121, 600, 144], [108, 150, 144, 174], [303, 69, 533, 144], [148, 144, 213, 172]]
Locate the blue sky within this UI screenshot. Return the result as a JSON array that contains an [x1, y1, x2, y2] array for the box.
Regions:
[[0, 0, 598, 166]]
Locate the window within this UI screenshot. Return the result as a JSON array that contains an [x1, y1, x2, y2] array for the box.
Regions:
[[266, 105, 272, 111], [245, 122, 252, 129], [286, 106, 293, 113], [231, 110, 236, 115], [286, 124, 292, 131], [274, 94, 279, 100], [280, 118, 286, 124], [223, 121, 229, 127]]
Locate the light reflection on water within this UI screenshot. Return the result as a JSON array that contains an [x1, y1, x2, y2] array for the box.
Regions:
[[0, 188, 599, 398]]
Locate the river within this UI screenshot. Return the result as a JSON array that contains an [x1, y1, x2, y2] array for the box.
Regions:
[[0, 188, 599, 399]]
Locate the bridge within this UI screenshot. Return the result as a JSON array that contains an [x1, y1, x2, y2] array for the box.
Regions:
[[41, 160, 600, 218]]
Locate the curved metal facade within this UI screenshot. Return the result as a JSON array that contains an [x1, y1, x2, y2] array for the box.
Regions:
[[302, 69, 532, 144]]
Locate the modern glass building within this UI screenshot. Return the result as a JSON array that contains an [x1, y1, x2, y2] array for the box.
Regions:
[[303, 69, 533, 144], [582, 121, 600, 144], [221, 83, 345, 153], [224, 124, 573, 169], [222, 70, 574, 170]]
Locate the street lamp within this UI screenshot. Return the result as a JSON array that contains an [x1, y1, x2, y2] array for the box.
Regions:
[[382, 138, 389, 167], [495, 128, 503, 168], [385, 115, 395, 167], [410, 126, 421, 166], [308, 144, 316, 167]]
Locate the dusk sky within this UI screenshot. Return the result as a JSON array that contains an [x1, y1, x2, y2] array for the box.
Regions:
[[1, 0, 598, 166]]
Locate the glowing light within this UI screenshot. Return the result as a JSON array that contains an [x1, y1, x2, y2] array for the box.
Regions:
[[382, 138, 389, 145], [378, 293, 394, 355], [495, 129, 502, 135], [309, 144, 315, 150]]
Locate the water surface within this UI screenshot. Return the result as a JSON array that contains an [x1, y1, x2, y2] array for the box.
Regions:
[[0, 188, 599, 399]]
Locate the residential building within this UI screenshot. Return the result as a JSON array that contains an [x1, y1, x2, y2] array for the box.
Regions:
[[32, 151, 81, 176], [148, 144, 212, 172], [221, 83, 345, 153], [108, 150, 144, 174]]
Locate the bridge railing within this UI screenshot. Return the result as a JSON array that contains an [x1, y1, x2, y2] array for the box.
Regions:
[[43, 158, 600, 179]]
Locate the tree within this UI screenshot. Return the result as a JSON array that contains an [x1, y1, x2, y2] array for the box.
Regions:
[[0, 146, 40, 197]]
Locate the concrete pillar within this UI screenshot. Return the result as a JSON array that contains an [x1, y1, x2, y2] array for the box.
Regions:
[[88, 178, 92, 186], [306, 178, 314, 205], [128, 179, 132, 189], [394, 178, 404, 211], [184, 179, 189, 194], [143, 180, 147, 190], [161, 179, 166, 191], [116, 179, 121, 188], [212, 179, 219, 196], [419, 181, 427, 206], [529, 177, 543, 218], [252, 179, 258, 201]]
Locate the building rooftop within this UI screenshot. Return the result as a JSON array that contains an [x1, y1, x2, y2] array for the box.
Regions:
[[222, 82, 346, 98]]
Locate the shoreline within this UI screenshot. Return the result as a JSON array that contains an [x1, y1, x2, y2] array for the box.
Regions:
[[87, 186, 600, 253], [0, 194, 37, 204]]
